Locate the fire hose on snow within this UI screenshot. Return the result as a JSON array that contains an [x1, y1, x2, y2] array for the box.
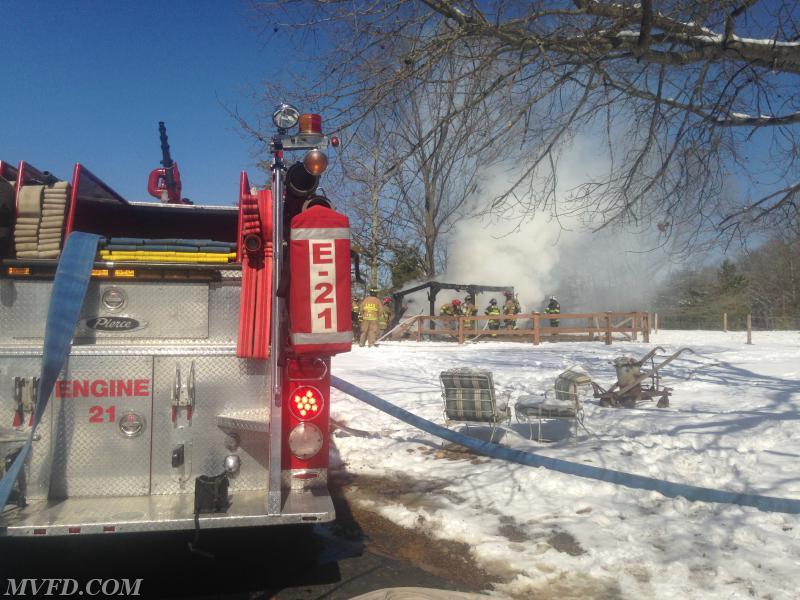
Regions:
[[330, 375, 800, 515]]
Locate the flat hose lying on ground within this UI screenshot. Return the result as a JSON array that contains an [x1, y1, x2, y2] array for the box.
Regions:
[[331, 375, 800, 515]]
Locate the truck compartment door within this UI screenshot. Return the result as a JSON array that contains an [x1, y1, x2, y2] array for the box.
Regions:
[[49, 355, 153, 498]]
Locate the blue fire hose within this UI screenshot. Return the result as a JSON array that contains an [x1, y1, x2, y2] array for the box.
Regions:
[[331, 375, 800, 515], [0, 233, 99, 509]]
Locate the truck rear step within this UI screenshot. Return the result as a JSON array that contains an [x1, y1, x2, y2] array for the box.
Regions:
[[1, 488, 333, 536]]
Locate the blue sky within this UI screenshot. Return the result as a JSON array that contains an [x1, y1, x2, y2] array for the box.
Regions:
[[2, 0, 287, 204]]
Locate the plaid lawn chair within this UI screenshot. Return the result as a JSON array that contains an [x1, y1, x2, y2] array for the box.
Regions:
[[439, 368, 511, 443]]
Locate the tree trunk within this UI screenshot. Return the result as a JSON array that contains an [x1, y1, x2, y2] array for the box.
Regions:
[[369, 184, 380, 288]]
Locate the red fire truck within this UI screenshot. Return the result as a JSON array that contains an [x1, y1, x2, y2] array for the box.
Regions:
[[0, 104, 350, 535]]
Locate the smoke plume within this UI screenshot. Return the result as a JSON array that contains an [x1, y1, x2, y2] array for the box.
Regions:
[[443, 138, 673, 313]]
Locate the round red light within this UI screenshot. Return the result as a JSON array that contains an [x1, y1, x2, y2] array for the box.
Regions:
[[330, 137, 340, 148], [288, 386, 324, 421]]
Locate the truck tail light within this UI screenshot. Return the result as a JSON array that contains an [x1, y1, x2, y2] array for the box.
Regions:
[[282, 358, 331, 487], [287, 422, 324, 460], [289, 386, 323, 420]]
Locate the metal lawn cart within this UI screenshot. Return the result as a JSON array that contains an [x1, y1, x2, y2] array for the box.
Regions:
[[591, 346, 695, 408]]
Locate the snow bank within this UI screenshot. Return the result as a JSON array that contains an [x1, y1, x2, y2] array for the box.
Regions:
[[331, 331, 800, 599]]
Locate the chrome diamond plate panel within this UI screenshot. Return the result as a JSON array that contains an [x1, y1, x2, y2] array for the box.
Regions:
[[0, 345, 238, 357], [207, 281, 241, 344], [216, 408, 269, 433], [49, 355, 153, 498], [0, 280, 209, 342], [151, 355, 269, 495], [0, 358, 53, 500]]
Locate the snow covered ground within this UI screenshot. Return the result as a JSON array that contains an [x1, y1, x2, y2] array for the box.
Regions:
[[330, 331, 800, 599]]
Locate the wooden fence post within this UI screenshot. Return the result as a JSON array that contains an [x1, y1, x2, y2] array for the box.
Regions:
[[723, 312, 728, 333], [643, 313, 650, 343], [746, 314, 752, 345], [604, 311, 612, 345], [533, 312, 540, 345], [632, 312, 639, 341], [416, 316, 422, 342], [458, 317, 465, 344]]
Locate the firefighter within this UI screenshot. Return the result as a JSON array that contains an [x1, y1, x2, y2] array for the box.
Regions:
[[485, 298, 501, 331], [440, 299, 461, 330], [359, 288, 381, 347], [450, 298, 463, 330], [379, 296, 393, 335], [351, 295, 362, 342], [545, 295, 561, 327], [463, 295, 478, 331], [502, 291, 521, 329]]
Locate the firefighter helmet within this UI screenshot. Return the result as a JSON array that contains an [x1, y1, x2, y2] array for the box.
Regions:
[[382, 296, 391, 304], [489, 298, 497, 305], [368, 287, 379, 296], [452, 299, 462, 306], [504, 290, 513, 297]]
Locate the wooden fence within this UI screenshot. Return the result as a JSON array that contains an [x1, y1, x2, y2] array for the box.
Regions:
[[402, 312, 650, 345]]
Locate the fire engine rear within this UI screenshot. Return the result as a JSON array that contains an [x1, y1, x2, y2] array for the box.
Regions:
[[0, 104, 350, 535]]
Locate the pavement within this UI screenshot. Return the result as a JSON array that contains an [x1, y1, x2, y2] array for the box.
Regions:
[[0, 502, 481, 599]]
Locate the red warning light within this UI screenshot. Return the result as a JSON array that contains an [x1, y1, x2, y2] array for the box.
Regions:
[[289, 386, 324, 421]]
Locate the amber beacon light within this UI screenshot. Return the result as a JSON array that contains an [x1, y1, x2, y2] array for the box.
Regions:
[[298, 113, 322, 134]]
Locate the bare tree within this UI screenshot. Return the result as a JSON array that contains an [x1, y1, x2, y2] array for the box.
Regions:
[[340, 116, 401, 289], [342, 70, 489, 279], [386, 65, 489, 276], [257, 0, 800, 241], [742, 232, 800, 322]]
